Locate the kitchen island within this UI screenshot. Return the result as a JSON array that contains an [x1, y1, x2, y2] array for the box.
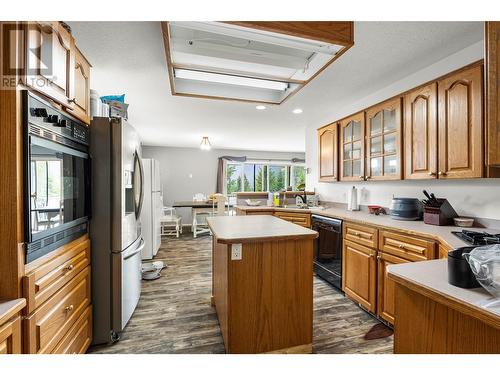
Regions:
[[388, 259, 500, 353], [207, 215, 318, 354]]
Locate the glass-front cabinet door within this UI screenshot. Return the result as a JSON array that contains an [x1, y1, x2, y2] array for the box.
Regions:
[[365, 97, 403, 180], [340, 112, 365, 181]]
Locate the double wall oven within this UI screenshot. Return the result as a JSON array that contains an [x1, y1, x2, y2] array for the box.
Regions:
[[24, 91, 90, 263], [312, 215, 343, 290]]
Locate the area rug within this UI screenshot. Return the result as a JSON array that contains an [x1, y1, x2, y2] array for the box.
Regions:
[[364, 323, 394, 340]]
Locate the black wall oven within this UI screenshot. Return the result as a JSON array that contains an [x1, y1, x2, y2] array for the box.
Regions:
[[24, 91, 90, 263], [312, 215, 343, 290]]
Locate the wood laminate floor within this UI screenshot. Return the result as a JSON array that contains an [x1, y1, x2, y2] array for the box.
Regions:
[[89, 234, 393, 354]]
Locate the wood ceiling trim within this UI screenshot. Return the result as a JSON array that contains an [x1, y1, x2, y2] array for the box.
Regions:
[[160, 21, 354, 105]]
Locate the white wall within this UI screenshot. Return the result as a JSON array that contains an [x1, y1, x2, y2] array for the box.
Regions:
[[142, 146, 305, 223], [305, 41, 500, 221]]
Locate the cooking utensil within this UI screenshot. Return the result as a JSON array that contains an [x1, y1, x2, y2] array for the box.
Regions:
[[448, 247, 481, 288], [390, 198, 423, 221], [430, 193, 440, 206], [423, 190, 432, 201]]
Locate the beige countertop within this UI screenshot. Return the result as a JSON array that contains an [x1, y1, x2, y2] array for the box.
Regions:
[[236, 205, 499, 249], [0, 298, 26, 327], [207, 215, 318, 244], [387, 259, 500, 328]]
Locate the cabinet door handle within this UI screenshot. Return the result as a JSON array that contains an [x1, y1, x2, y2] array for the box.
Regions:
[[438, 171, 447, 176], [65, 264, 74, 272], [64, 305, 74, 312], [359, 176, 365, 180], [377, 255, 381, 260], [428, 172, 436, 176]]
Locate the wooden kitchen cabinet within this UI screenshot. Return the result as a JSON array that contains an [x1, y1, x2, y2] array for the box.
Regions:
[[437, 64, 483, 179], [379, 230, 435, 262], [67, 46, 92, 124], [24, 22, 75, 107], [404, 82, 438, 179], [485, 22, 500, 177], [339, 112, 365, 181], [0, 316, 22, 354], [365, 97, 403, 180], [274, 211, 311, 228], [317, 123, 338, 182], [376, 252, 409, 325], [342, 239, 377, 313], [24, 266, 91, 354]]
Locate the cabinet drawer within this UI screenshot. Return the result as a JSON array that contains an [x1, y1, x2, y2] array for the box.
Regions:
[[379, 230, 435, 261], [0, 316, 22, 354], [343, 222, 378, 248], [24, 266, 91, 354], [23, 237, 90, 314], [274, 212, 311, 227], [52, 305, 92, 354], [246, 211, 274, 216]]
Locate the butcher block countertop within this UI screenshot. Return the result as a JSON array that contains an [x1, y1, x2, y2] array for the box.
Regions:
[[0, 298, 26, 327], [207, 215, 318, 244], [388, 259, 500, 328], [236, 205, 500, 249]]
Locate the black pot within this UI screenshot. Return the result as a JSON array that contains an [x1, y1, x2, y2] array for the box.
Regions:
[[448, 246, 481, 288], [390, 198, 423, 221]]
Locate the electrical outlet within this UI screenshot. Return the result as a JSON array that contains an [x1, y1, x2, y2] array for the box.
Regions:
[[231, 243, 242, 260]]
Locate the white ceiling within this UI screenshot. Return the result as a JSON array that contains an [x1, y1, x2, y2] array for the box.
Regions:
[[69, 21, 484, 152]]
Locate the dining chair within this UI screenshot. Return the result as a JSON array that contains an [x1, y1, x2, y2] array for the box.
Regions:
[[160, 206, 182, 238]]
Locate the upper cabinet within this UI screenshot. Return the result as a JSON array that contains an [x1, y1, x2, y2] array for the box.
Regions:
[[404, 82, 438, 179], [318, 123, 338, 182], [67, 46, 91, 124], [25, 22, 74, 107], [23, 22, 91, 124], [437, 65, 483, 179], [339, 112, 365, 181], [365, 97, 403, 180]]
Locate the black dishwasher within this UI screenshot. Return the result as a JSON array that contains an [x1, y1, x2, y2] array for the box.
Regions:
[[312, 215, 343, 290]]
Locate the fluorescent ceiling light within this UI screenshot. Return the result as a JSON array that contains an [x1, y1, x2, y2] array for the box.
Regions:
[[256, 105, 267, 110], [292, 108, 303, 114], [174, 69, 289, 91]]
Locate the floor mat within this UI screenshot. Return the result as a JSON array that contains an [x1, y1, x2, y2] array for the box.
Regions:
[[364, 323, 393, 340]]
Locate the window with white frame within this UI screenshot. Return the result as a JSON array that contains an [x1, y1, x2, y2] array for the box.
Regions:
[[226, 161, 306, 194]]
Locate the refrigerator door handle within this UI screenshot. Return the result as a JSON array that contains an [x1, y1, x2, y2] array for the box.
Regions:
[[123, 238, 145, 260]]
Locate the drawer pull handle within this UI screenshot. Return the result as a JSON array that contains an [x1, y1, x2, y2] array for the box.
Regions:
[[398, 244, 406, 249], [65, 305, 74, 312], [354, 232, 360, 236], [65, 264, 74, 272]]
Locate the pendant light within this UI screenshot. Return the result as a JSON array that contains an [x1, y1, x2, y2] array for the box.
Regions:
[[200, 136, 211, 151]]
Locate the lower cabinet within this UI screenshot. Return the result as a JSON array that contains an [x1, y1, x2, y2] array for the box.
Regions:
[[274, 211, 311, 228], [376, 252, 410, 324], [341, 221, 436, 324], [52, 306, 92, 354], [0, 316, 22, 354], [22, 235, 92, 354], [24, 266, 91, 353], [342, 239, 377, 313]]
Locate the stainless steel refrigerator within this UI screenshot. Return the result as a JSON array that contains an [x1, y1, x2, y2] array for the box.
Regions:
[[90, 117, 145, 345]]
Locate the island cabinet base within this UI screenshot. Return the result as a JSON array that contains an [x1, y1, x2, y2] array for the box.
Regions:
[[212, 237, 313, 354], [394, 284, 500, 354]]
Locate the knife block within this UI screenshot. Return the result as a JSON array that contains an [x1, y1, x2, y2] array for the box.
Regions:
[[423, 198, 458, 226]]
